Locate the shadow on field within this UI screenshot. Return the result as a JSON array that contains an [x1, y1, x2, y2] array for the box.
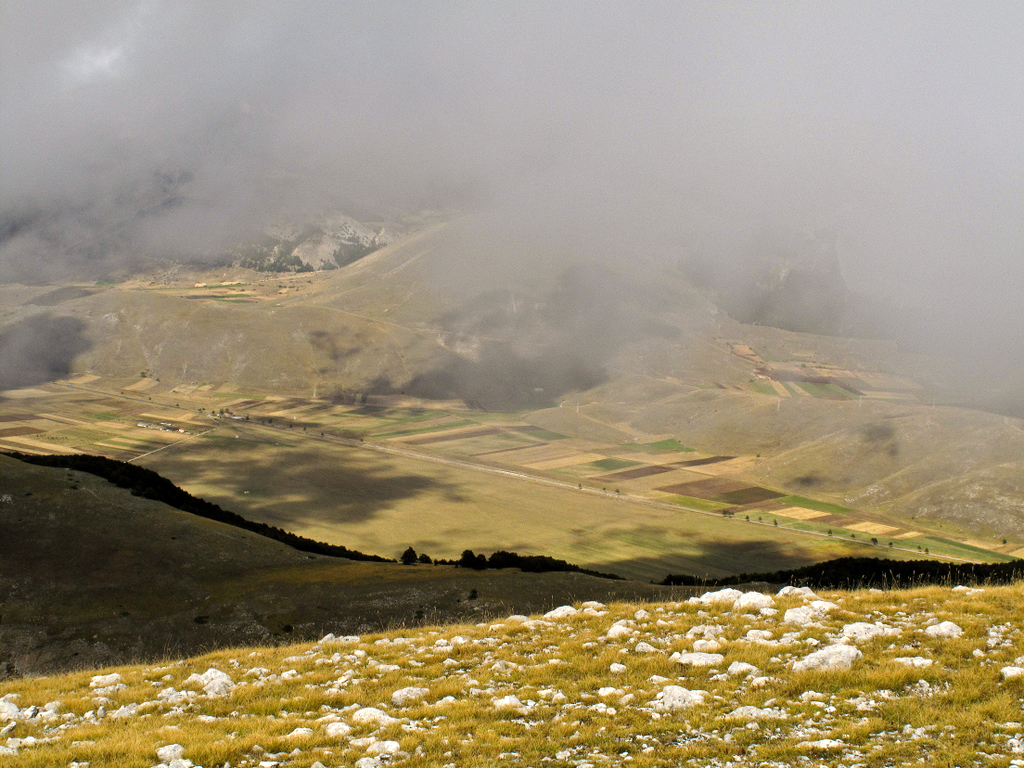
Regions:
[[592, 538, 834, 584], [139, 433, 466, 527], [0, 313, 92, 394]]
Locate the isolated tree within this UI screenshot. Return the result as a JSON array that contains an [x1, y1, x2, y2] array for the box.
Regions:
[[418, 553, 432, 565], [401, 546, 417, 565]]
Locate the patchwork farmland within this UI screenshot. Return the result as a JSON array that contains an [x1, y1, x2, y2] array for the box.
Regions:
[[0, 374, 1010, 581]]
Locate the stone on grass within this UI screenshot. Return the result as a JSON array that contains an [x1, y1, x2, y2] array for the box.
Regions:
[[634, 641, 658, 653], [894, 657, 933, 668], [609, 663, 627, 674], [924, 621, 963, 639], [670, 652, 724, 667], [784, 601, 839, 626], [391, 686, 428, 706], [367, 740, 401, 755], [605, 622, 632, 640], [777, 585, 818, 600], [730, 705, 788, 719], [727, 661, 758, 677], [185, 668, 234, 697], [842, 622, 897, 643], [544, 606, 578, 619], [156, 744, 185, 762], [286, 727, 313, 739], [692, 638, 722, 652], [351, 707, 398, 727], [653, 685, 707, 711], [493, 695, 526, 712], [735, 591, 774, 613], [90, 673, 122, 689], [1001, 667, 1024, 681], [690, 588, 743, 608], [325, 721, 353, 737], [792, 644, 862, 672], [0, 700, 19, 721]]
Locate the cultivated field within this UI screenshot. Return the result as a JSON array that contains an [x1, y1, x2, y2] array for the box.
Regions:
[[0, 375, 1008, 582]]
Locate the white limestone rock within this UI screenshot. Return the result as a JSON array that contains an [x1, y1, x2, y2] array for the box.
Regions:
[[1001, 666, 1024, 681], [792, 644, 862, 672], [692, 638, 722, 652], [185, 668, 234, 697], [351, 707, 398, 727], [690, 588, 743, 608], [735, 591, 775, 613], [653, 685, 707, 711], [89, 673, 122, 689], [727, 661, 759, 677], [156, 744, 185, 763], [605, 622, 633, 640], [730, 705, 788, 719], [777, 586, 818, 600], [784, 601, 839, 626], [544, 606, 578, 619], [325, 721, 353, 737], [0, 700, 19, 721], [493, 695, 527, 712], [842, 622, 898, 643], [670, 652, 724, 667], [391, 686, 429, 706], [367, 740, 401, 755], [924, 621, 963, 639], [894, 656, 933, 668]]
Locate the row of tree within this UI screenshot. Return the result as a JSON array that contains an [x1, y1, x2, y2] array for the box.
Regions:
[[661, 555, 1024, 590]]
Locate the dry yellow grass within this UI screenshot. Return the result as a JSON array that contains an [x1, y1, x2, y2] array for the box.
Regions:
[[3, 583, 1023, 767]]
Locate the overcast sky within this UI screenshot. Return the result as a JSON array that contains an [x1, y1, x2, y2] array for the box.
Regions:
[[1, 1, 1021, 344]]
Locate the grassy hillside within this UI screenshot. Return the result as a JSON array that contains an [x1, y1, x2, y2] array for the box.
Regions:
[[0, 454, 673, 679], [3, 583, 1024, 766]]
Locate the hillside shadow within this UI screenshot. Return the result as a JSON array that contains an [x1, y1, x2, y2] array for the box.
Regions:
[[138, 436, 466, 528], [0, 313, 92, 394], [589, 538, 844, 584]]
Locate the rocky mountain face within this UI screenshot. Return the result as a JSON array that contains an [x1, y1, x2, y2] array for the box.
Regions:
[[235, 214, 393, 273]]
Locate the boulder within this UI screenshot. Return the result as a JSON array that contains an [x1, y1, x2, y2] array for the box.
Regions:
[[792, 644, 862, 672], [671, 652, 724, 667], [735, 592, 775, 613], [690, 588, 743, 608], [156, 744, 185, 762], [391, 686, 429, 706], [653, 685, 707, 711], [325, 721, 353, 737], [924, 621, 963, 639], [842, 622, 897, 643], [543, 606, 577, 619], [351, 707, 398, 727]]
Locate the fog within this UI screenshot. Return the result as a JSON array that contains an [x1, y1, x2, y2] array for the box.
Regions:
[[1, 2, 1022, 392]]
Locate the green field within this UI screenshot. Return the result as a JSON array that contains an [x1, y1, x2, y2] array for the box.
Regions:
[[778, 495, 853, 514]]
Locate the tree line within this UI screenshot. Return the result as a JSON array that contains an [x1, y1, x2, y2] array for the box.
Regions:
[[661, 555, 1024, 590]]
